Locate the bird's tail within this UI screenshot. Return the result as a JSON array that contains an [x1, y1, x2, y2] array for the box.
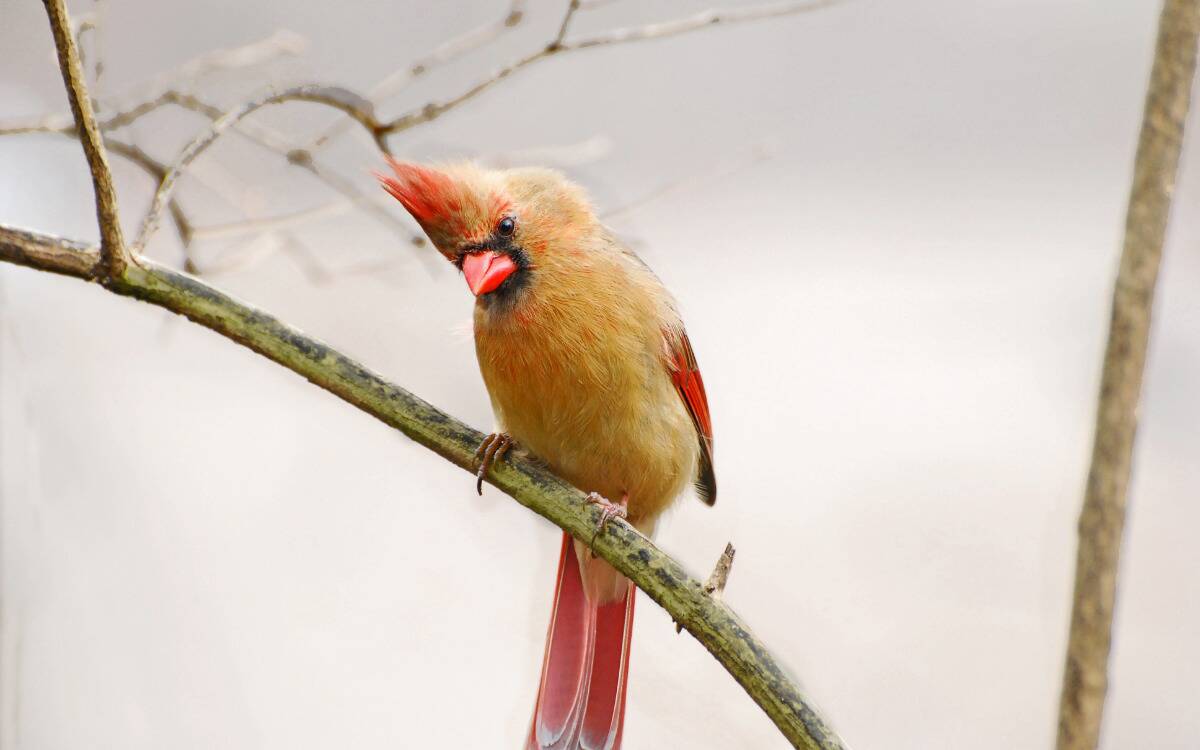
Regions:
[[527, 532, 635, 750]]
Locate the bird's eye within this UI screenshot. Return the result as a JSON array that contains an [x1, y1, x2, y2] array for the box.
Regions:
[[497, 217, 516, 237]]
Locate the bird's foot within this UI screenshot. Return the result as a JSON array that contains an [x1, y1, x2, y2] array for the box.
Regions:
[[585, 492, 629, 554], [474, 432, 514, 495]]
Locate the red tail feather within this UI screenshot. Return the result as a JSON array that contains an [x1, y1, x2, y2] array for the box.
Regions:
[[528, 533, 635, 750]]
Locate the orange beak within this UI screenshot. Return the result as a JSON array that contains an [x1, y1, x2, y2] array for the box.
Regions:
[[461, 251, 518, 296]]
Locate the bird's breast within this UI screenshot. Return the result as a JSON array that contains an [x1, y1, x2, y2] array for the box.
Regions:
[[473, 292, 696, 525]]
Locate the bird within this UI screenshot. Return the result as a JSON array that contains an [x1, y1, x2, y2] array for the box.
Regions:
[[377, 159, 715, 750]]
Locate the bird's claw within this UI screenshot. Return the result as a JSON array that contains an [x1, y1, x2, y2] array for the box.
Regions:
[[474, 433, 513, 495], [586, 492, 629, 555]]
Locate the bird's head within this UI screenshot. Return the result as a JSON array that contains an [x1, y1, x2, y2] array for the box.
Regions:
[[376, 159, 595, 304]]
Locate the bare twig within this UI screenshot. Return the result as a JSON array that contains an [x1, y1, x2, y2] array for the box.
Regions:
[[74, 3, 105, 102], [0, 92, 410, 272], [101, 89, 224, 132], [0, 223, 847, 750], [133, 85, 382, 252], [552, 0, 582, 49], [705, 542, 736, 598], [103, 138, 198, 271], [28, 87, 415, 252], [283, 151, 429, 252], [0, 89, 220, 137], [376, 0, 843, 141], [305, 0, 527, 152], [678, 542, 737, 633], [42, 0, 128, 278], [567, 0, 842, 50], [1056, 2, 1200, 749], [377, 47, 551, 137]]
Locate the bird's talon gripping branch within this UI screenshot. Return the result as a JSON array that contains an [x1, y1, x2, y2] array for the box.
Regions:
[[586, 491, 629, 553], [474, 432, 513, 495]]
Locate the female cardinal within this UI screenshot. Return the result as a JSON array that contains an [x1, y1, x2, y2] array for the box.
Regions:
[[378, 159, 715, 750]]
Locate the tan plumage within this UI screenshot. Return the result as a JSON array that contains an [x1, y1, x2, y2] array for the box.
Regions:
[[378, 160, 715, 750], [475, 196, 697, 530]]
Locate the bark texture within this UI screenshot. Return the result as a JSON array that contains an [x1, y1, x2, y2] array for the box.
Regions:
[[1056, 2, 1200, 748]]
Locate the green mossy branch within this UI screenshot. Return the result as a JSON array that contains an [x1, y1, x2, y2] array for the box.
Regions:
[[0, 223, 845, 750]]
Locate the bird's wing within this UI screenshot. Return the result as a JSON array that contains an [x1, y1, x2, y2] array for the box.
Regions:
[[666, 330, 717, 505]]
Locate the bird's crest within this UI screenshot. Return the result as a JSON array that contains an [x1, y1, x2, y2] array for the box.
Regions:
[[375, 159, 507, 259]]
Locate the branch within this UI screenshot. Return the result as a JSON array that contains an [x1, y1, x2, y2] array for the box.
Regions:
[[567, 0, 842, 50], [0, 223, 845, 750], [132, 85, 383, 252], [552, 0, 582, 49], [678, 542, 736, 634], [304, 0, 527, 152], [1056, 2, 1200, 749], [42, 0, 128, 278], [103, 138, 198, 271], [376, 0, 845, 138]]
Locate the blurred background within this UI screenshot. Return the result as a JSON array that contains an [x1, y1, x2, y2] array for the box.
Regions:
[[2, 0, 1198, 747]]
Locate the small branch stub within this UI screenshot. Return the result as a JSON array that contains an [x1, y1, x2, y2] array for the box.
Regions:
[[706, 542, 736, 597], [678, 542, 736, 633]]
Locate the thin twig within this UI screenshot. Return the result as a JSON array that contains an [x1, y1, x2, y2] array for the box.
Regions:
[[103, 138, 198, 271], [0, 89, 221, 137], [552, 0, 582, 49], [41, 0, 128, 278], [1056, 2, 1200, 749], [567, 0, 843, 50], [305, 0, 527, 152], [133, 85, 381, 252], [378, 47, 551, 137], [0, 222, 848, 750], [705, 542, 736, 597], [19, 88, 415, 250], [376, 0, 844, 140], [679, 542, 736, 633], [74, 4, 104, 104], [283, 151, 429, 253]]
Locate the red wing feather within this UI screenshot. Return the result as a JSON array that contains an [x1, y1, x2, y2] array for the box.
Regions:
[[668, 331, 716, 505]]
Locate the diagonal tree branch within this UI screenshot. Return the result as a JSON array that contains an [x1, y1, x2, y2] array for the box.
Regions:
[[42, 0, 129, 278], [1056, 1, 1200, 749], [0, 222, 845, 750]]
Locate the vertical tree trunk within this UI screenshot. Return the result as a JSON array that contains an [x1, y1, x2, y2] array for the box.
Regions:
[[1056, 2, 1200, 749]]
